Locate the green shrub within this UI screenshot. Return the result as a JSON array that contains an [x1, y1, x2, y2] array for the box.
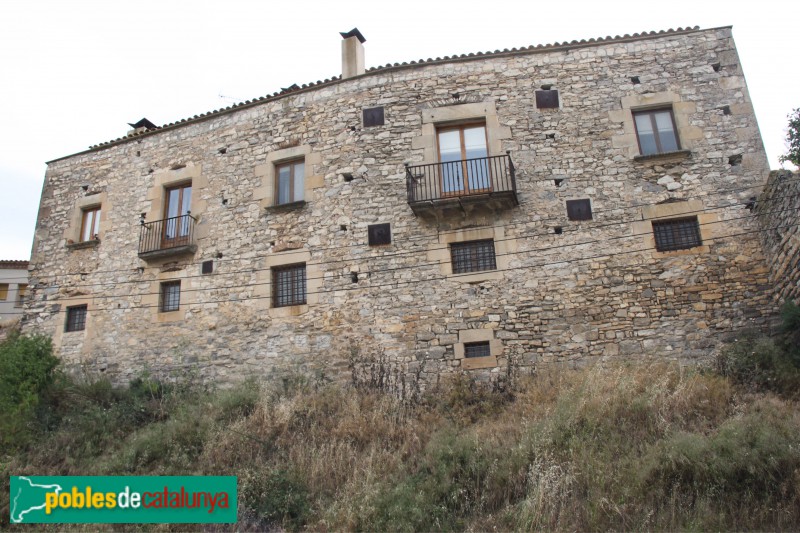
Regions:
[[0, 333, 58, 449], [244, 469, 310, 531], [716, 332, 800, 396]]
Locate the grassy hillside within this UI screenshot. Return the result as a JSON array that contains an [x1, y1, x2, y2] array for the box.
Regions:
[[2, 326, 800, 531]]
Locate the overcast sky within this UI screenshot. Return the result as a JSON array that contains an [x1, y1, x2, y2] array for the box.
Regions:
[[1, 0, 797, 260]]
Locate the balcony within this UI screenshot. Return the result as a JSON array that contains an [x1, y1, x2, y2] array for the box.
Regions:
[[405, 153, 518, 217], [138, 214, 197, 261]]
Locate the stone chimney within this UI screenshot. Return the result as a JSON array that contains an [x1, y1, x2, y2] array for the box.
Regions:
[[340, 28, 366, 79]]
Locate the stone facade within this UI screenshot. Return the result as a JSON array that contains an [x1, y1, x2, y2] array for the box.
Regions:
[[25, 26, 779, 385], [757, 170, 800, 305]]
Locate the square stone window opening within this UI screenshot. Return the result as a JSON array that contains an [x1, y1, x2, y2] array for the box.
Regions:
[[272, 263, 307, 308], [633, 108, 680, 156], [159, 281, 181, 313], [65, 305, 88, 332], [535, 89, 560, 109], [368, 223, 391, 246], [652, 217, 702, 252], [363, 106, 385, 127], [450, 239, 497, 274], [275, 159, 305, 205], [566, 199, 593, 221]]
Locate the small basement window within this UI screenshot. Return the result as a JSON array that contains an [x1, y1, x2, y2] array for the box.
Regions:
[[464, 341, 491, 358], [566, 199, 593, 221], [652, 217, 702, 252]]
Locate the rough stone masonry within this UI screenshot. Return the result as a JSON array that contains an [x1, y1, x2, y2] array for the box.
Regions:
[[24, 26, 786, 387]]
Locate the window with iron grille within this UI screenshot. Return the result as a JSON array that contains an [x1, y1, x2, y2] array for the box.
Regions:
[[65, 305, 87, 332], [464, 341, 491, 358], [450, 239, 497, 274], [159, 281, 181, 312], [652, 217, 702, 252], [272, 263, 307, 307], [633, 108, 680, 155]]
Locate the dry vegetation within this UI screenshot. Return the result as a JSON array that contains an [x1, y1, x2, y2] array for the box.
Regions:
[[2, 316, 800, 531]]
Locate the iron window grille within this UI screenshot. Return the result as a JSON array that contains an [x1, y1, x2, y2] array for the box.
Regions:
[[464, 341, 491, 358], [272, 263, 307, 307], [633, 108, 680, 155], [159, 281, 181, 312], [450, 239, 497, 274], [652, 217, 702, 252], [65, 305, 88, 332]]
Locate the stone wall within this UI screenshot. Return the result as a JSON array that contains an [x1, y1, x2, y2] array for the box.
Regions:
[[757, 170, 800, 305], [25, 26, 777, 386]]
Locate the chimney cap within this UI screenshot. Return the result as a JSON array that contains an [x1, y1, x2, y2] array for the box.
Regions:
[[127, 118, 158, 130], [340, 28, 366, 43]]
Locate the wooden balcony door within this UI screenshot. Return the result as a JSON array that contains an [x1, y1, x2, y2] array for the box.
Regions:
[[437, 124, 490, 196], [163, 183, 192, 247]]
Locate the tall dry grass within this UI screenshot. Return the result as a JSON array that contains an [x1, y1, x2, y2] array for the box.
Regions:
[[3, 360, 799, 531]]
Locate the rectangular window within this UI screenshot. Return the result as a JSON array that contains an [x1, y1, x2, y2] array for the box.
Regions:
[[80, 206, 101, 241], [65, 305, 88, 332], [159, 281, 181, 312], [633, 108, 680, 155], [15, 284, 27, 307], [437, 123, 490, 195], [163, 183, 192, 246], [0, 283, 7, 300], [275, 159, 305, 205], [272, 264, 307, 307], [450, 239, 497, 274], [652, 217, 702, 252], [464, 341, 491, 358], [566, 199, 593, 221]]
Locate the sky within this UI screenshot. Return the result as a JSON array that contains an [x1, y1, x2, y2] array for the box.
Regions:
[[1, 0, 798, 260]]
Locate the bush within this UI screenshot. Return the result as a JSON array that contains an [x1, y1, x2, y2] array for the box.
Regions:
[[0, 333, 58, 449]]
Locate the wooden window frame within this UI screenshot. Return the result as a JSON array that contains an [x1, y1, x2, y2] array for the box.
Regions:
[[159, 281, 181, 313], [162, 182, 192, 247], [65, 305, 88, 332], [272, 263, 307, 308], [79, 206, 101, 242], [274, 159, 305, 206], [652, 217, 702, 252], [436, 122, 491, 197], [0, 283, 7, 300], [14, 284, 27, 308], [450, 239, 497, 274], [632, 108, 681, 156]]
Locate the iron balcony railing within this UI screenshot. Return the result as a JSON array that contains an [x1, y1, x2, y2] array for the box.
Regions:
[[405, 153, 517, 205], [138, 214, 196, 256]]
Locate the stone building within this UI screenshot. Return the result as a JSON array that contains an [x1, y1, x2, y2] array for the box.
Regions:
[[1, 260, 29, 330], [25, 26, 779, 385]]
